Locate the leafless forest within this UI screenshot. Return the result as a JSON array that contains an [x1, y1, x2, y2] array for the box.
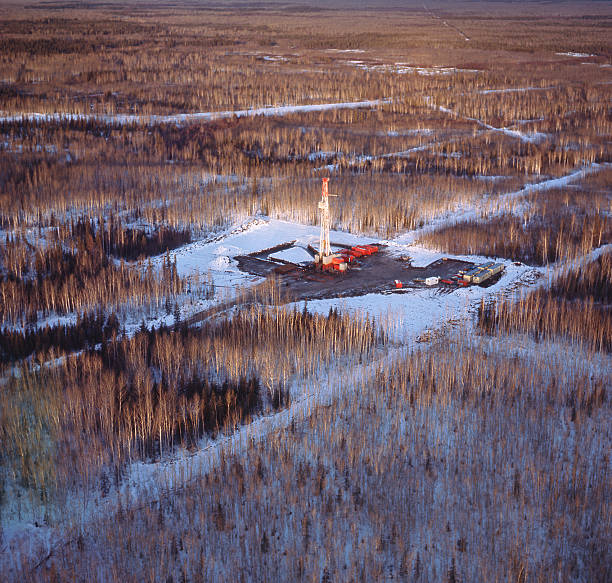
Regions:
[[0, 1, 610, 581]]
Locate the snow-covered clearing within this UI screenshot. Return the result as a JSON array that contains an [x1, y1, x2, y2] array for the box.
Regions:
[[164, 217, 369, 282], [0, 99, 390, 127]]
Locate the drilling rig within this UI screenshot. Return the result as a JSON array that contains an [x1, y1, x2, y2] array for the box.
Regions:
[[318, 177, 332, 259], [315, 178, 349, 271], [314, 177, 378, 272]]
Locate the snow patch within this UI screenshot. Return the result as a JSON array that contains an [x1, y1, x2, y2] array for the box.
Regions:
[[556, 52, 596, 58], [209, 255, 232, 270], [269, 247, 313, 264], [477, 86, 553, 95], [347, 61, 479, 76]]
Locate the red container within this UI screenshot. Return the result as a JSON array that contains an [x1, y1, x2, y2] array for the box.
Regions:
[[352, 246, 370, 256]]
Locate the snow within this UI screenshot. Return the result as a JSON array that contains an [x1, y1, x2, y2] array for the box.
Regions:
[[477, 86, 553, 95], [307, 150, 338, 161], [555, 52, 596, 58], [260, 55, 288, 62], [269, 246, 313, 264], [1, 141, 59, 154], [384, 128, 433, 136], [0, 99, 391, 127], [209, 255, 231, 270], [474, 175, 511, 181], [156, 218, 371, 297], [511, 117, 546, 125], [347, 61, 479, 76]]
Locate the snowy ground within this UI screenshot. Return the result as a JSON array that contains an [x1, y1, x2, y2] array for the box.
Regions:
[[136, 213, 540, 345], [269, 246, 313, 264], [159, 217, 370, 288], [289, 248, 538, 343]]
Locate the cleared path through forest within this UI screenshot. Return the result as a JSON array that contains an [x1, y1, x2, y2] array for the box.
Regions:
[[0, 99, 390, 127], [388, 163, 610, 247]]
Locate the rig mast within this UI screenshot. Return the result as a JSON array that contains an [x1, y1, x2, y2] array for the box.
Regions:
[[318, 178, 332, 258]]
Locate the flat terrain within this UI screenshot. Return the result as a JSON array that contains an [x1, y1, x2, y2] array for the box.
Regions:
[[0, 2, 610, 582], [237, 246, 474, 300]]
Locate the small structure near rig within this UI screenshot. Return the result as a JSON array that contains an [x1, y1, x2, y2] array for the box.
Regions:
[[462, 262, 504, 284]]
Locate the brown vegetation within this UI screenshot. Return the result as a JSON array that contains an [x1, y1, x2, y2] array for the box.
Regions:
[[0, 225, 184, 327], [13, 335, 609, 582], [479, 249, 612, 351], [0, 1, 609, 241], [0, 2, 611, 579], [0, 305, 380, 515], [418, 171, 612, 265]]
